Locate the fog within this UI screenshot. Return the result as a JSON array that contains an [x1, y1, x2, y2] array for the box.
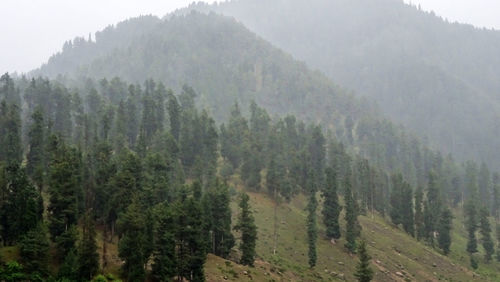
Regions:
[[1, 0, 499, 75], [0, 0, 218, 74]]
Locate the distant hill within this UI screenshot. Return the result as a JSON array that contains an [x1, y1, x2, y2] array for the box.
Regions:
[[33, 11, 465, 188], [183, 0, 500, 168], [34, 12, 373, 127]]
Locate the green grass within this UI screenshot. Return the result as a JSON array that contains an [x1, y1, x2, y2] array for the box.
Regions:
[[214, 174, 493, 281], [2, 174, 499, 281]]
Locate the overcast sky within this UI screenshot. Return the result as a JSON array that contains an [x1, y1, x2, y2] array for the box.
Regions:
[[1, 0, 499, 75]]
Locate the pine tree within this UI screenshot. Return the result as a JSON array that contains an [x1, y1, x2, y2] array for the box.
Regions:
[[26, 108, 46, 189], [205, 181, 235, 258], [19, 223, 49, 276], [0, 165, 43, 245], [152, 205, 176, 281], [167, 91, 181, 142], [118, 198, 147, 282], [423, 171, 442, 244], [1, 103, 22, 165], [78, 214, 99, 280], [345, 167, 359, 253], [47, 135, 82, 242], [306, 192, 318, 268], [354, 240, 374, 282], [322, 167, 341, 240], [495, 223, 500, 262], [479, 207, 494, 262], [464, 162, 479, 256], [414, 186, 425, 240], [437, 208, 453, 255], [234, 193, 257, 266]]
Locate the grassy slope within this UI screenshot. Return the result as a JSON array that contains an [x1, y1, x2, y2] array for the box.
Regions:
[[2, 177, 499, 281], [205, 175, 495, 282]]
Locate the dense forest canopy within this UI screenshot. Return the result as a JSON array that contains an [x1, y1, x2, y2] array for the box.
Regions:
[[2, 0, 500, 281], [183, 0, 500, 168]]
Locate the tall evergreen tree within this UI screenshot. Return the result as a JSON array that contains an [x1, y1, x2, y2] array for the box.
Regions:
[[437, 208, 453, 255], [26, 108, 46, 189], [344, 167, 359, 253], [0, 165, 43, 245], [306, 192, 318, 268], [479, 207, 494, 262], [322, 167, 341, 240], [414, 186, 425, 240], [234, 193, 257, 266], [47, 136, 82, 242], [152, 205, 176, 281], [354, 241, 374, 282], [118, 198, 147, 282], [19, 223, 49, 276], [423, 171, 442, 244], [78, 214, 99, 280]]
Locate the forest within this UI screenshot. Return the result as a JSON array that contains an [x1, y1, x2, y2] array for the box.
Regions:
[[2, 1, 500, 281], [1, 71, 499, 281]]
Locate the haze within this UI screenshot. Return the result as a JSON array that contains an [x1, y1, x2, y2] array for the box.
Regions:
[[1, 0, 499, 75]]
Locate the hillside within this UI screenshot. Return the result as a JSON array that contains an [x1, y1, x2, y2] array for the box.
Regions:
[[184, 0, 500, 168], [32, 12, 444, 189], [34, 12, 374, 127], [3, 179, 491, 281]]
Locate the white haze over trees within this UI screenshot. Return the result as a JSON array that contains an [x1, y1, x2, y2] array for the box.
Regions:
[[0, 0, 499, 74]]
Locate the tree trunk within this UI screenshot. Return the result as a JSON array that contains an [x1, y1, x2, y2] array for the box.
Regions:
[[273, 189, 278, 255]]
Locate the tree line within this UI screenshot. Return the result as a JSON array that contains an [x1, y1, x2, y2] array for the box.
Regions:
[[1, 72, 500, 280]]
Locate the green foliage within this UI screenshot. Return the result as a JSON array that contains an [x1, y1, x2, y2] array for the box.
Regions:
[[78, 215, 99, 280], [306, 193, 318, 268], [26, 108, 46, 189], [389, 173, 414, 236], [354, 241, 374, 282], [423, 171, 442, 244], [437, 208, 453, 255], [0, 165, 43, 245], [322, 167, 341, 239], [479, 208, 494, 262], [234, 193, 257, 266], [0, 261, 27, 281], [47, 136, 82, 242], [117, 198, 147, 282], [203, 181, 235, 258], [19, 224, 49, 276], [344, 167, 359, 253], [152, 205, 176, 281]]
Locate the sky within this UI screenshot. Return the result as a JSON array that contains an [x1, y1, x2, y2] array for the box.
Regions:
[[1, 0, 499, 75]]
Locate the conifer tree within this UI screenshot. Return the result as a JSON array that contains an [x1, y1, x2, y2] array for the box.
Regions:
[[354, 240, 374, 282], [78, 214, 99, 280], [206, 181, 235, 258], [464, 162, 479, 256], [322, 167, 341, 240], [152, 205, 176, 281], [234, 193, 257, 266], [47, 135, 82, 243], [414, 186, 425, 240], [424, 171, 442, 244], [306, 192, 318, 268], [19, 223, 49, 276], [26, 108, 46, 189], [118, 198, 147, 282], [437, 208, 453, 255], [479, 207, 494, 262], [495, 223, 500, 262], [345, 167, 359, 253], [1, 103, 22, 165], [0, 165, 43, 245]]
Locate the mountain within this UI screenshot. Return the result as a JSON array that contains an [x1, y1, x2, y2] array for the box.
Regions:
[[34, 12, 375, 128], [183, 0, 500, 168]]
